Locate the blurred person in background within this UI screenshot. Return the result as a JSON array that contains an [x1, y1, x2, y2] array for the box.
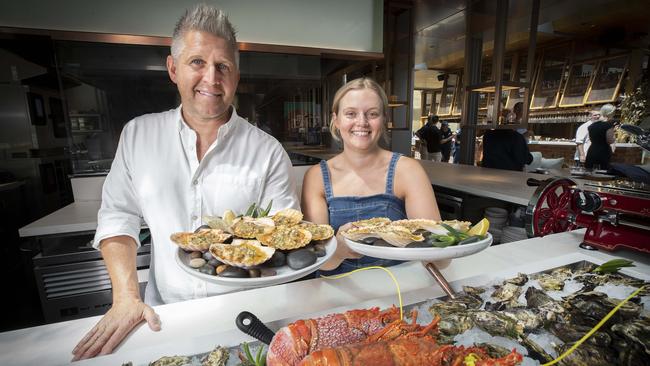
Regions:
[[439, 121, 454, 162], [416, 115, 443, 161], [585, 104, 617, 170], [482, 128, 533, 171], [574, 108, 601, 165]]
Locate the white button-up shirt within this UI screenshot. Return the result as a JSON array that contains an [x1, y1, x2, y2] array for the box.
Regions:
[[575, 120, 593, 160], [94, 106, 299, 304]]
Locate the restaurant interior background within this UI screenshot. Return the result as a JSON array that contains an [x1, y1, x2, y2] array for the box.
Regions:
[[1, 0, 649, 331]]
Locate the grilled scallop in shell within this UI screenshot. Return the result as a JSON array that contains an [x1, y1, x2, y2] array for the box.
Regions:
[[298, 222, 334, 240], [272, 208, 304, 226], [258, 225, 313, 250], [231, 217, 275, 239], [170, 229, 232, 252], [350, 217, 391, 228], [209, 239, 275, 268], [342, 224, 424, 247]]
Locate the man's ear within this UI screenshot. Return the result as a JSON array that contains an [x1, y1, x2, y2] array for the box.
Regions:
[[167, 55, 178, 84]]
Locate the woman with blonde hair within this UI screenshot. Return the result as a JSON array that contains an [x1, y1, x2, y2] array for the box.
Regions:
[[301, 77, 441, 274], [585, 103, 617, 170]]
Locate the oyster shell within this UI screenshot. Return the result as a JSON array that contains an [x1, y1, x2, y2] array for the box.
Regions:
[[272, 208, 303, 226], [258, 225, 312, 250], [492, 283, 522, 303], [342, 224, 424, 247], [535, 273, 565, 291], [391, 219, 440, 233], [231, 217, 275, 239], [149, 355, 191, 366], [209, 239, 275, 268], [201, 345, 229, 366], [350, 217, 391, 228], [170, 229, 232, 252], [298, 222, 334, 240]]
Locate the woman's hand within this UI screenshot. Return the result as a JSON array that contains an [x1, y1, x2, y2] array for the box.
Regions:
[[320, 223, 362, 271]]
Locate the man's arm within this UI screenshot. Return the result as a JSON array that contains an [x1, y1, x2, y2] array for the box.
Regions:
[[72, 122, 160, 361], [72, 236, 160, 361]]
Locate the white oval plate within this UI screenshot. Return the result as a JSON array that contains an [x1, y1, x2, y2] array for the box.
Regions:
[[176, 236, 336, 287], [344, 233, 492, 262]]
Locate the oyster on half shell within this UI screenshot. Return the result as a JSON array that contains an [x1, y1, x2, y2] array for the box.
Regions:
[[170, 229, 232, 252], [209, 239, 275, 268], [342, 224, 424, 247]]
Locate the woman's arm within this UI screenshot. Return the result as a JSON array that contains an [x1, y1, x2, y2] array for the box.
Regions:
[[301, 163, 361, 271], [395, 157, 441, 220]]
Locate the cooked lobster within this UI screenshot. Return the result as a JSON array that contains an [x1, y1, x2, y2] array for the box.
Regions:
[[266, 307, 439, 366], [297, 340, 524, 366]]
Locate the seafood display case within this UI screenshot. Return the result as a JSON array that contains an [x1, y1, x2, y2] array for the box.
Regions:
[[112, 251, 649, 366]]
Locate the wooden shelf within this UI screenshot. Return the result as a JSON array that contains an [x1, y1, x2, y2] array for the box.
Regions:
[[467, 81, 529, 93]]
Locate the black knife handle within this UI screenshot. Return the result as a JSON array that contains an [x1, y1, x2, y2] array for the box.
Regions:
[[236, 311, 276, 345], [526, 178, 544, 187]]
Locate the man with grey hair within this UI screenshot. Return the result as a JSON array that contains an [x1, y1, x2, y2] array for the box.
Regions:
[[574, 108, 601, 164], [72, 4, 298, 360]]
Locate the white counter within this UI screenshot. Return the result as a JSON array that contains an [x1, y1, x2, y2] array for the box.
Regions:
[[18, 201, 102, 237], [1, 230, 648, 366], [419, 161, 540, 205]]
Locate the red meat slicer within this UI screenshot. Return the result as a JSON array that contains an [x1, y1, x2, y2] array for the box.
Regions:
[[526, 123, 650, 253], [525, 177, 650, 253]]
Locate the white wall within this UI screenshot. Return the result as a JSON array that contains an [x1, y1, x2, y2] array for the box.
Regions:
[[0, 0, 383, 53]]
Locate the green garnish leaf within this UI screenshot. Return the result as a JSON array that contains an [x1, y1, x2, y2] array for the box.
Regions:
[[261, 200, 273, 217], [593, 259, 635, 274]]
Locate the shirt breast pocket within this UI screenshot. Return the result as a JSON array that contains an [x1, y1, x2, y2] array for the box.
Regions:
[[202, 173, 262, 215]]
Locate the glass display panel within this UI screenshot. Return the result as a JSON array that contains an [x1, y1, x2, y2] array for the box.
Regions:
[[531, 65, 564, 109], [559, 62, 597, 107], [586, 55, 628, 103], [452, 75, 464, 115], [437, 73, 458, 116]]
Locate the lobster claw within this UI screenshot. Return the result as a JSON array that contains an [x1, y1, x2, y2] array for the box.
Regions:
[[236, 311, 276, 345]]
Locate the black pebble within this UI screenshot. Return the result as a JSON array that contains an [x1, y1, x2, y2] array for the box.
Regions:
[[406, 241, 431, 248], [208, 258, 223, 267], [202, 251, 214, 261], [286, 249, 317, 270], [198, 264, 216, 275], [248, 268, 261, 278], [265, 251, 286, 267], [219, 266, 250, 278], [360, 237, 377, 244], [373, 239, 394, 247], [312, 246, 327, 257], [260, 268, 277, 277]]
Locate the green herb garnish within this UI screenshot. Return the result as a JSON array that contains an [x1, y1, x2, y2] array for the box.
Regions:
[[241, 342, 266, 366], [593, 259, 635, 274]]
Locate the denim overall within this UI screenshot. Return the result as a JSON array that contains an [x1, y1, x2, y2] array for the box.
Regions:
[[318, 152, 407, 275]]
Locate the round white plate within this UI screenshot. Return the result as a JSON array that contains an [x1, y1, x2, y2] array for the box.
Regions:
[[344, 233, 492, 262], [176, 236, 336, 287]]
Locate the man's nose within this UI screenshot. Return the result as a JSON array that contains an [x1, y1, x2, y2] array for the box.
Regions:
[[203, 65, 222, 85]]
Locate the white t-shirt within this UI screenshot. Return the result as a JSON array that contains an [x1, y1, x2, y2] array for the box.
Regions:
[[574, 121, 593, 160], [94, 106, 299, 304]]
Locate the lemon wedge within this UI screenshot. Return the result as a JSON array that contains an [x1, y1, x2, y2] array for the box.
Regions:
[[467, 218, 489, 237]]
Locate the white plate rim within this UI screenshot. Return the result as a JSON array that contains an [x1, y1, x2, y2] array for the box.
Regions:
[[176, 235, 337, 287], [344, 233, 493, 261]]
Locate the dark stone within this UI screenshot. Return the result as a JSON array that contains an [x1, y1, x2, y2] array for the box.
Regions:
[[202, 251, 214, 261], [360, 237, 377, 244], [406, 241, 432, 248], [373, 239, 394, 247], [312, 246, 327, 257], [265, 251, 286, 267], [208, 258, 223, 267], [286, 249, 317, 270], [218, 266, 250, 278], [198, 264, 216, 275], [260, 268, 277, 277], [248, 268, 261, 278]]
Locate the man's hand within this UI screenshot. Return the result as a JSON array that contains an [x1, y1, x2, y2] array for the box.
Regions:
[[71, 298, 160, 361]]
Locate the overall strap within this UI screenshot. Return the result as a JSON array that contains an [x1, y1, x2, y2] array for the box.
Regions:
[[319, 160, 334, 199], [385, 152, 402, 194]]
